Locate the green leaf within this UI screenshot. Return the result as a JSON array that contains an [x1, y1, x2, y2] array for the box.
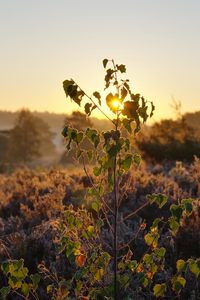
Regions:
[[8, 276, 22, 289], [133, 153, 141, 166], [76, 149, 83, 159], [144, 231, 159, 248], [76, 132, 83, 144], [103, 58, 108, 68], [188, 259, 200, 277], [143, 254, 153, 264], [181, 198, 193, 216], [87, 150, 93, 161], [176, 259, 186, 273], [0, 286, 11, 300], [30, 273, 41, 289], [86, 128, 100, 148], [92, 201, 100, 213], [171, 276, 186, 293], [151, 218, 161, 228], [93, 166, 101, 176], [121, 154, 132, 171], [120, 274, 130, 289], [170, 204, 183, 222], [153, 283, 166, 298], [147, 194, 167, 208], [21, 283, 30, 296], [154, 247, 166, 259], [1, 261, 9, 275], [47, 284, 53, 294], [169, 216, 180, 235]]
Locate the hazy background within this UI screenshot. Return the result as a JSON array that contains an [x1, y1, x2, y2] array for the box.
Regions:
[[0, 0, 200, 120]]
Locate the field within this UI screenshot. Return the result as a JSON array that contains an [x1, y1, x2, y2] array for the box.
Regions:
[[0, 159, 200, 299]]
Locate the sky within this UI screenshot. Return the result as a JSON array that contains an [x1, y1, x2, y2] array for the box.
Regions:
[[0, 0, 200, 121]]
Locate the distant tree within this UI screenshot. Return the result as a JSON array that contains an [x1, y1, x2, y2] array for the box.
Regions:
[[137, 117, 200, 162], [33, 116, 56, 156], [8, 109, 55, 164]]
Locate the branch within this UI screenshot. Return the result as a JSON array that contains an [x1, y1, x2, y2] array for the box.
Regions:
[[120, 200, 150, 223]]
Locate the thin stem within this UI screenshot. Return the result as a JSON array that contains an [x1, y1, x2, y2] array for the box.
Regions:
[[113, 118, 119, 300]]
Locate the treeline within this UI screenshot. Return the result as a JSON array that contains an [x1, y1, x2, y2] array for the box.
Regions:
[[0, 109, 200, 172]]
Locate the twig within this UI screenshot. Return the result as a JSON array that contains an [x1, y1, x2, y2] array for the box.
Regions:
[[120, 201, 150, 223]]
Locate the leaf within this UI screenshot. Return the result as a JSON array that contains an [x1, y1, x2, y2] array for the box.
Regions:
[[181, 198, 193, 216], [144, 231, 159, 248], [150, 101, 155, 117], [84, 103, 92, 116], [0, 286, 11, 300], [93, 91, 101, 105], [170, 204, 183, 222], [1, 261, 9, 275], [75, 253, 87, 267], [62, 126, 68, 137], [8, 276, 22, 289], [21, 283, 30, 296], [86, 128, 100, 148], [76, 132, 84, 144], [94, 268, 104, 281], [171, 276, 186, 293], [92, 202, 100, 213], [153, 283, 166, 298], [122, 101, 139, 118], [188, 259, 200, 277], [121, 154, 132, 171], [47, 284, 53, 294], [103, 58, 108, 68], [87, 150, 93, 161], [133, 153, 141, 166], [93, 166, 101, 176], [63, 79, 74, 97], [30, 273, 41, 289], [122, 119, 132, 133], [147, 194, 167, 208], [176, 259, 186, 273], [154, 247, 166, 259], [106, 93, 115, 112], [121, 86, 127, 100], [120, 274, 130, 289], [169, 216, 180, 235], [116, 64, 126, 73]]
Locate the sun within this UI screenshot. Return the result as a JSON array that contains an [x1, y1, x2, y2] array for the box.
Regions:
[[112, 99, 121, 109]]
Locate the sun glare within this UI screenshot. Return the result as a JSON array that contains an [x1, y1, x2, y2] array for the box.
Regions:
[[112, 99, 121, 109]]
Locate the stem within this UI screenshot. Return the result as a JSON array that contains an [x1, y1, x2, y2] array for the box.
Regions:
[[113, 115, 119, 300], [113, 153, 118, 300]]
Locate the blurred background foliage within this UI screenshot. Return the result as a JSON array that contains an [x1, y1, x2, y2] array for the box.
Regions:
[[0, 108, 200, 172]]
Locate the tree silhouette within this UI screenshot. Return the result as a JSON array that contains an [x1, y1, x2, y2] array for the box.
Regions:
[[8, 109, 55, 164]]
